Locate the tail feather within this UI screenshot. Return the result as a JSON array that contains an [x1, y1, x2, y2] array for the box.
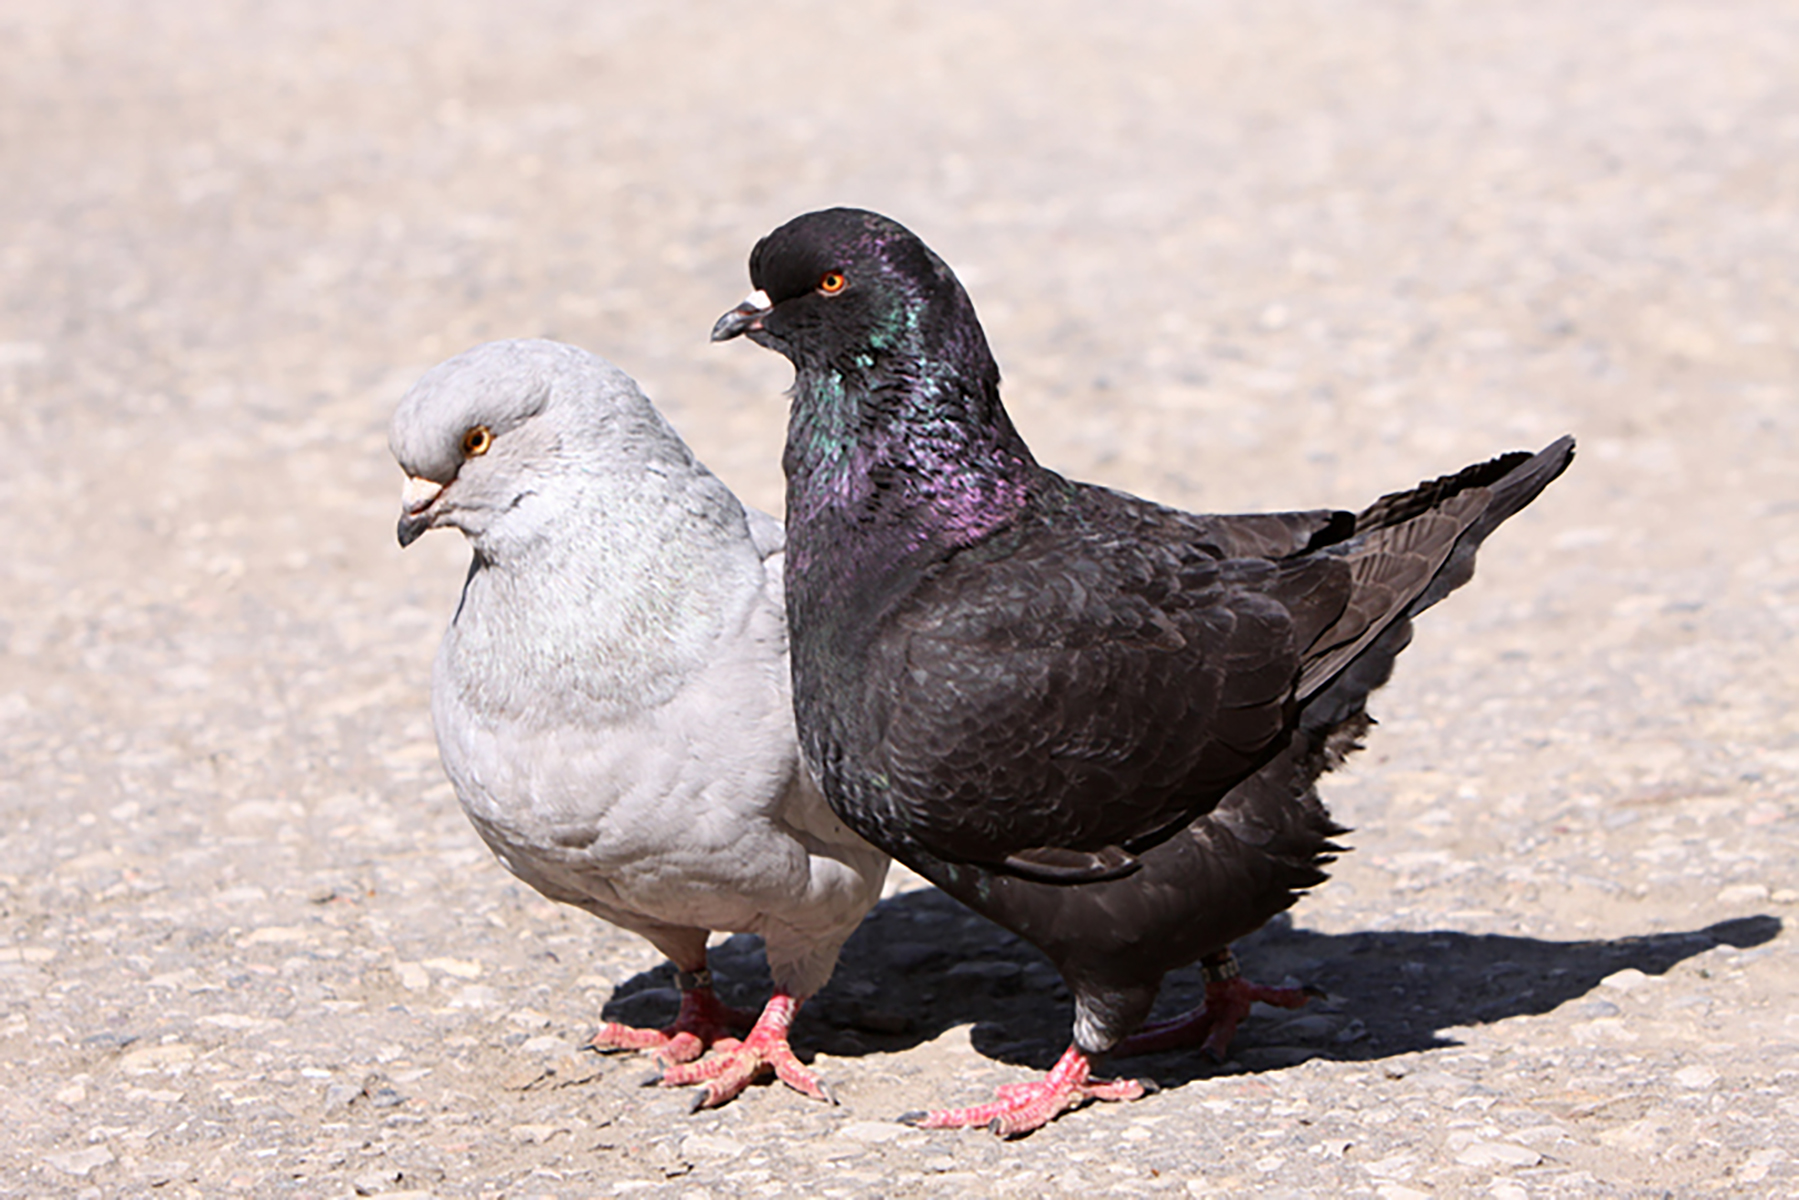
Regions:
[[1353, 448, 1538, 531], [1295, 436, 1574, 699], [1395, 434, 1575, 618]]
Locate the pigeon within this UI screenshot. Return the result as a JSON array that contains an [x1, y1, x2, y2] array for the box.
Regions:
[[712, 208, 1573, 1136], [390, 338, 889, 1110]]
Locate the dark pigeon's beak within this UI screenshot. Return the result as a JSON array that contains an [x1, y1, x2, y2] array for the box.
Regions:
[[710, 289, 772, 342], [396, 475, 445, 548]]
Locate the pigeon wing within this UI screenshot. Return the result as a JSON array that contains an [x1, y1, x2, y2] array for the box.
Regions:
[[863, 521, 1344, 877]]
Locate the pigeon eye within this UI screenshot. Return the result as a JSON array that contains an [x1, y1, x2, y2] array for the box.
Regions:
[[461, 425, 493, 457], [818, 272, 847, 295]]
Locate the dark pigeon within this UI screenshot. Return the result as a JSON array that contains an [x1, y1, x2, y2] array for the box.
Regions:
[[714, 208, 1573, 1136]]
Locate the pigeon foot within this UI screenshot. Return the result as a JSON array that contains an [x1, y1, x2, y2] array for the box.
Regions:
[[1111, 950, 1322, 1060], [901, 1045, 1151, 1138], [590, 978, 758, 1066], [659, 991, 829, 1109]]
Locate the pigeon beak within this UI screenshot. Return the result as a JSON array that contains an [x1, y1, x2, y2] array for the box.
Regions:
[[710, 289, 772, 342], [397, 475, 445, 548]]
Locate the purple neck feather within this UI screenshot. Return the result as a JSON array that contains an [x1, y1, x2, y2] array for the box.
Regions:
[[785, 405, 1034, 584]]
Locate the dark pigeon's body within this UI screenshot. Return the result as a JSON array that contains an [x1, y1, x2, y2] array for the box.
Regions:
[[714, 208, 1573, 1133]]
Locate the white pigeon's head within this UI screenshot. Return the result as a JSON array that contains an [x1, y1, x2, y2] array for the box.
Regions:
[[388, 338, 685, 554]]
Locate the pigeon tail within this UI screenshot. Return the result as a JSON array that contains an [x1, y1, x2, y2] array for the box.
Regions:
[[1293, 436, 1576, 699]]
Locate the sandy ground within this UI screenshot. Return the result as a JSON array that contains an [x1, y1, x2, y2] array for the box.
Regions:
[[2, 2, 1796, 1196]]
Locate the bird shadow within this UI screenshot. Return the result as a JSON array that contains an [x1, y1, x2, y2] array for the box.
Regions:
[[601, 890, 1780, 1091]]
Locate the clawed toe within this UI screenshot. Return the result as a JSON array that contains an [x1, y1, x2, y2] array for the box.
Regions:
[[589, 977, 757, 1068], [1113, 950, 1324, 1061], [658, 990, 828, 1109], [908, 1046, 1150, 1138]]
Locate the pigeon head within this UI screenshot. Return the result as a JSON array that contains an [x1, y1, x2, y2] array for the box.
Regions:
[[711, 208, 1000, 394], [715, 209, 1039, 582], [388, 338, 683, 554]]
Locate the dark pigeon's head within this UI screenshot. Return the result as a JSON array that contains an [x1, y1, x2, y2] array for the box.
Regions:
[[712, 208, 997, 387]]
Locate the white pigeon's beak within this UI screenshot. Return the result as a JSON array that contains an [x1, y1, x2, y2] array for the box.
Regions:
[[711, 289, 772, 342], [397, 475, 445, 548]]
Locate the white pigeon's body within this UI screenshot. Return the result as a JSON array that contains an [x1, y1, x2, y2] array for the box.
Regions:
[[433, 499, 879, 997], [392, 339, 887, 1106]]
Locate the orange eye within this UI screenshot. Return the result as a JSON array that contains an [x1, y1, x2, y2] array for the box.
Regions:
[[818, 271, 847, 295], [461, 425, 492, 457]]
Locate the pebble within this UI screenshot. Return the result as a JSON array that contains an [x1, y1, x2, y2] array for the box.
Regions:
[[1599, 968, 1653, 992], [681, 1133, 746, 1159], [1672, 1065, 1720, 1089], [323, 1083, 362, 1109], [1454, 1141, 1543, 1168], [43, 1147, 114, 1178], [836, 1120, 921, 1144]]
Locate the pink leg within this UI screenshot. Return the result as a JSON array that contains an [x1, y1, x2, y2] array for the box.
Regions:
[[1111, 950, 1321, 1060], [589, 967, 758, 1065], [657, 990, 830, 1110], [902, 1045, 1153, 1138]]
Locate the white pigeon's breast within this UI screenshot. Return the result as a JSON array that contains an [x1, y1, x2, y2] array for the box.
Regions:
[[428, 605, 875, 938]]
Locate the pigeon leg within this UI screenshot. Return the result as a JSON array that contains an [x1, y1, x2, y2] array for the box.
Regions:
[[658, 990, 831, 1109], [900, 1045, 1153, 1138], [590, 966, 758, 1065], [1111, 949, 1321, 1060]]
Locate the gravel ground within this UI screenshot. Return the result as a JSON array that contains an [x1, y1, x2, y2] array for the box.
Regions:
[[3, 2, 1796, 1197]]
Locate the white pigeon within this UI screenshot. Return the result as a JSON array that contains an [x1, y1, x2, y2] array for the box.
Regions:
[[389, 338, 889, 1109]]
